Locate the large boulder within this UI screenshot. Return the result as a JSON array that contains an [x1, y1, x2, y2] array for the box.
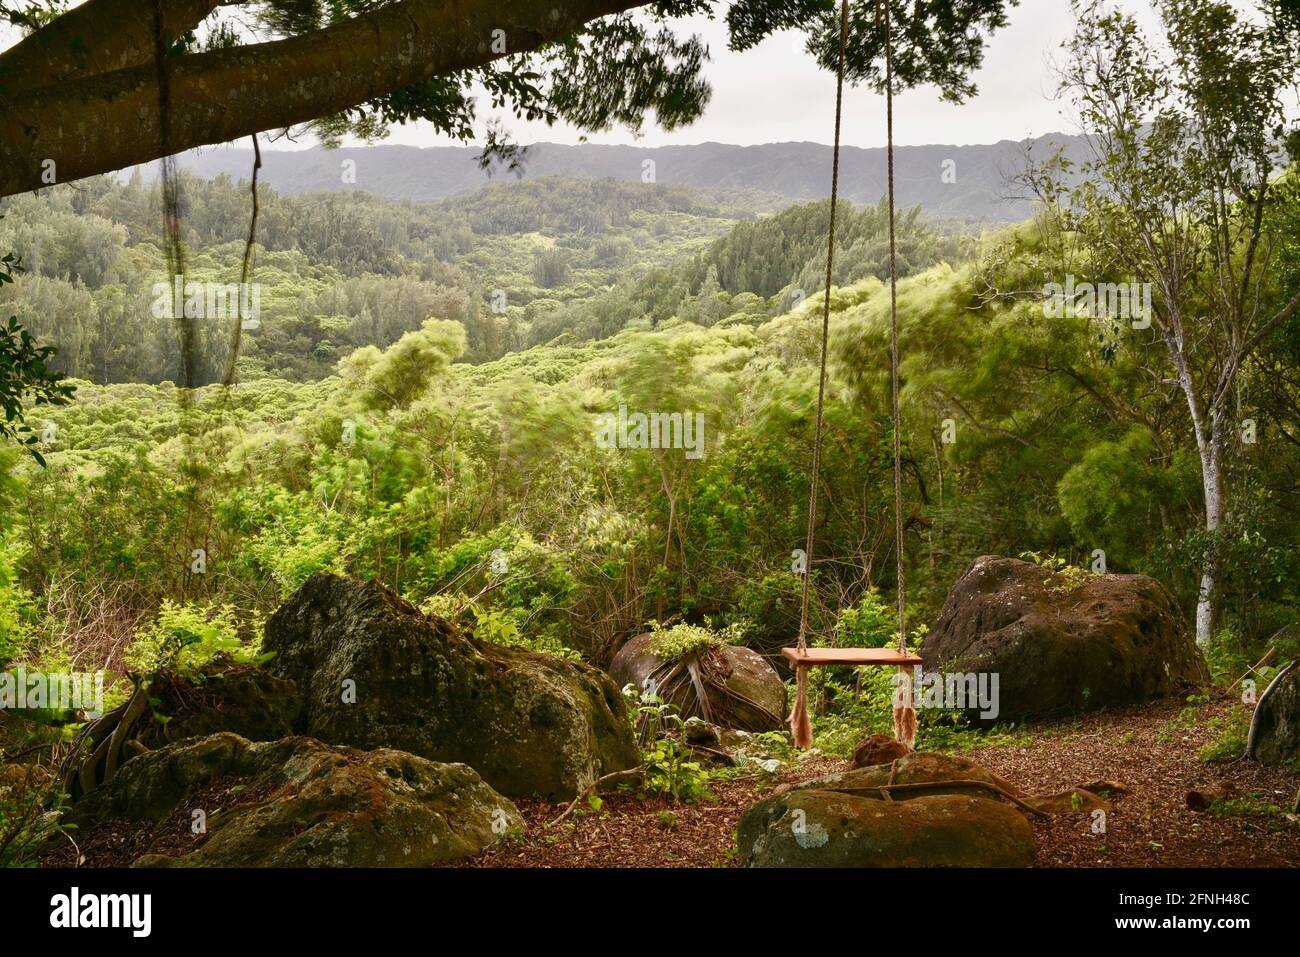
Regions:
[[1246, 659, 1300, 765], [921, 555, 1208, 723], [738, 791, 1034, 867], [137, 663, 303, 748], [263, 573, 639, 800], [610, 632, 787, 732], [736, 750, 1109, 867], [73, 732, 519, 867]]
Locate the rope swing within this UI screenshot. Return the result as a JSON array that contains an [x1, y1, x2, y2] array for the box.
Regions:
[[785, 0, 919, 750]]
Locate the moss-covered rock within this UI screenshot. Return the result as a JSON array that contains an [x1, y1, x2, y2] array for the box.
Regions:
[[610, 632, 786, 732], [75, 732, 519, 867], [790, 751, 1015, 799], [737, 790, 1035, 867], [263, 573, 639, 800], [736, 750, 1114, 867], [1247, 660, 1300, 765], [921, 555, 1209, 722], [137, 664, 303, 748]]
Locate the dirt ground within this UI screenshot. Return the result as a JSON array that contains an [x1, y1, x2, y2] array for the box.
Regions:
[[38, 691, 1300, 868], [460, 694, 1300, 868]]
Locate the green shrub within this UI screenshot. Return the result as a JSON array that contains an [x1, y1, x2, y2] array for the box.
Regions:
[[1019, 550, 1095, 594], [835, 589, 898, 648], [647, 622, 720, 661], [0, 534, 34, 665], [0, 769, 67, 868], [620, 683, 711, 803], [1199, 704, 1251, 762], [419, 591, 581, 660], [126, 602, 263, 678]]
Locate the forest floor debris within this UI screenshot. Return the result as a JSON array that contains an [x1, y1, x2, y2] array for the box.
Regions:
[[459, 694, 1300, 868], [31, 690, 1300, 868]]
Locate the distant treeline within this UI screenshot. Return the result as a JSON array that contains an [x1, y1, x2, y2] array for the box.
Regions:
[[0, 173, 972, 384]]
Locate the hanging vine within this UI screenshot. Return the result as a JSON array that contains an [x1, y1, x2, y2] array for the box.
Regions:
[[58, 4, 263, 803]]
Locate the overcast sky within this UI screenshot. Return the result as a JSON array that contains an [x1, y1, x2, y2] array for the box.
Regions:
[[0, 1, 1199, 152], [358, 0, 1169, 151]]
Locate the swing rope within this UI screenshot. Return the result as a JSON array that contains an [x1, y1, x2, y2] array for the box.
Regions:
[[790, 0, 915, 750], [880, 0, 916, 748], [795, 0, 849, 657]]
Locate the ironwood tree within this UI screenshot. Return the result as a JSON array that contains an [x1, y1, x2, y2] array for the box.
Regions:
[[0, 0, 1019, 198]]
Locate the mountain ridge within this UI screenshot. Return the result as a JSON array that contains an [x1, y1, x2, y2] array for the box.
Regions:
[[152, 135, 1089, 221]]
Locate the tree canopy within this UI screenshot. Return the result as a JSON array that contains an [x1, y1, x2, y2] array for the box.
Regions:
[[0, 0, 1018, 197]]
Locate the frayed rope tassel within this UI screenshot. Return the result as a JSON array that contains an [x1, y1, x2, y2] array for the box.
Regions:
[[892, 665, 917, 751], [790, 664, 813, 750]]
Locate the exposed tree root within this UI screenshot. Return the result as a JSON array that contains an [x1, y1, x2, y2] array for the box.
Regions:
[[1244, 658, 1297, 761], [638, 649, 781, 742], [830, 778, 1053, 818], [547, 768, 646, 829], [58, 683, 149, 803]]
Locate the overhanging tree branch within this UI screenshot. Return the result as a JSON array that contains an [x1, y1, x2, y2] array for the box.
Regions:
[[0, 0, 648, 197], [0, 0, 232, 95]]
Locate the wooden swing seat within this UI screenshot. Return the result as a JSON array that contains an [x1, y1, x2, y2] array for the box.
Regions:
[[781, 647, 923, 667]]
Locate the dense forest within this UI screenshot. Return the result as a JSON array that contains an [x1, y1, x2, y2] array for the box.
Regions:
[[2, 166, 1295, 679], [0, 171, 969, 379]]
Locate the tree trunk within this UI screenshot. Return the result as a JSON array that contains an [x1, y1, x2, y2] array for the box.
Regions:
[[1170, 331, 1225, 649], [658, 467, 675, 624], [1194, 411, 1225, 647]]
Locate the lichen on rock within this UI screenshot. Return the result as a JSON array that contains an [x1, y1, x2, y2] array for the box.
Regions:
[[262, 573, 640, 800]]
